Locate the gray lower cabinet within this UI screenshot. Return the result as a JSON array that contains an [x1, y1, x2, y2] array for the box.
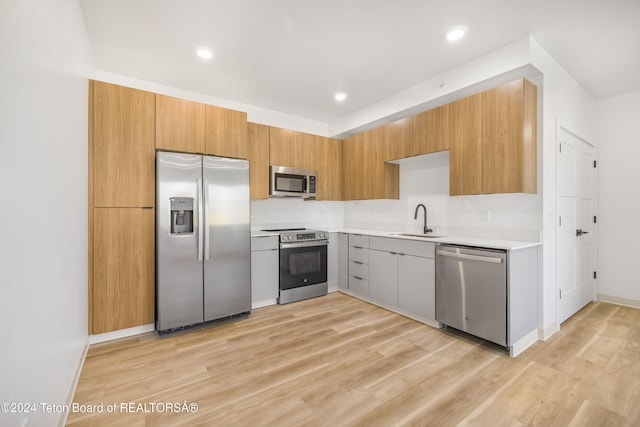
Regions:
[[328, 232, 340, 292], [369, 236, 436, 323], [337, 233, 349, 291], [348, 234, 370, 297], [398, 253, 435, 320], [250, 235, 279, 307], [369, 249, 398, 306], [341, 233, 436, 324]]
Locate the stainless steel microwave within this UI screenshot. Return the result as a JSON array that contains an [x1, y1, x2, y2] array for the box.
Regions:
[[270, 165, 317, 198]]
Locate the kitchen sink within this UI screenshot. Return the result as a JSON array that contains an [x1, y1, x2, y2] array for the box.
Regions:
[[394, 233, 446, 239]]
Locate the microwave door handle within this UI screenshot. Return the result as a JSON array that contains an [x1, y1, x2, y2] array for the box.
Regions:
[[303, 176, 308, 192]]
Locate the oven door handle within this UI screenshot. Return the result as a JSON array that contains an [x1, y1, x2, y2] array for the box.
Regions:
[[280, 240, 328, 249]]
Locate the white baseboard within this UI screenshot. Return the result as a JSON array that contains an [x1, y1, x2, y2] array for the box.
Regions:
[[252, 299, 278, 309], [510, 329, 539, 357], [597, 294, 640, 309], [540, 322, 559, 341], [58, 337, 89, 427], [89, 323, 155, 344]]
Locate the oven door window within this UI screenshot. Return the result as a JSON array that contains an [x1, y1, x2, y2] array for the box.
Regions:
[[279, 245, 327, 290]]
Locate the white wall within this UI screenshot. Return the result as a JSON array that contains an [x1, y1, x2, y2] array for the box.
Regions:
[[343, 151, 542, 242], [0, 0, 94, 426], [597, 90, 640, 305], [529, 39, 598, 335], [251, 198, 344, 231]]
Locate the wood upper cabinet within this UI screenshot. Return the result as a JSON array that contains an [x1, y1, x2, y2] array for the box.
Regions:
[[342, 127, 398, 200], [450, 93, 483, 196], [155, 94, 205, 153], [247, 122, 270, 199], [342, 133, 363, 200], [361, 127, 386, 199], [92, 208, 154, 334], [205, 105, 248, 159], [413, 104, 449, 156], [269, 127, 316, 170], [483, 78, 537, 194], [90, 80, 155, 207], [156, 97, 248, 159], [316, 136, 343, 200], [450, 78, 537, 196], [385, 116, 414, 160]]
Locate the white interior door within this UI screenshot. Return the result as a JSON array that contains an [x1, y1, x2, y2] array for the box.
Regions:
[[557, 127, 597, 324]]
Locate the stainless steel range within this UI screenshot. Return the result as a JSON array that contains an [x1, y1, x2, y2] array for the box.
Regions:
[[261, 228, 329, 304]]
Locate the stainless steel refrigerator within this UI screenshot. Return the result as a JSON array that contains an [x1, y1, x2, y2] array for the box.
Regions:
[[156, 151, 251, 333]]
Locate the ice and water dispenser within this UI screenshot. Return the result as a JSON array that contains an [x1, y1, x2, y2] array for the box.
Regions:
[[170, 197, 194, 234]]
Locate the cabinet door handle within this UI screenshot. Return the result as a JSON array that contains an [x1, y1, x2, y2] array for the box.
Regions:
[[352, 261, 363, 265], [352, 276, 363, 280]]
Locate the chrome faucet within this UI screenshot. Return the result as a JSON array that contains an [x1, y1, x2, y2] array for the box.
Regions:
[[414, 203, 433, 234]]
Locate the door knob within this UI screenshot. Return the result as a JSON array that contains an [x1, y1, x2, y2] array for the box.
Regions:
[[576, 229, 590, 237]]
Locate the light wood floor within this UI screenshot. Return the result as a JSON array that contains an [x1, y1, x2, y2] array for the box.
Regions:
[[67, 292, 640, 426]]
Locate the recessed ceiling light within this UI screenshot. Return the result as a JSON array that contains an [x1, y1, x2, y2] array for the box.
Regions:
[[196, 48, 213, 60], [334, 92, 347, 102], [446, 26, 468, 41]]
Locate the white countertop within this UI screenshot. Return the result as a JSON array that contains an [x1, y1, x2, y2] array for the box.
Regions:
[[251, 227, 540, 251], [250, 230, 281, 237], [335, 228, 540, 251]]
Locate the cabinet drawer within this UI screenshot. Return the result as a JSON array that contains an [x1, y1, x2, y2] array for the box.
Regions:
[[349, 260, 369, 280], [349, 246, 369, 264], [370, 236, 435, 258], [251, 235, 279, 251], [349, 276, 369, 297], [349, 234, 370, 248]]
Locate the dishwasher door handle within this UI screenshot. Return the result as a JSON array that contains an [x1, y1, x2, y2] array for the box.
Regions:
[[437, 250, 503, 264]]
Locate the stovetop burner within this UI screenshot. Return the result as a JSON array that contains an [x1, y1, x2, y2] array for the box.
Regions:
[[260, 228, 306, 232]]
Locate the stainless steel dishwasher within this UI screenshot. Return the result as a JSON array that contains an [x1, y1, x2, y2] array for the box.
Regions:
[[435, 244, 508, 347]]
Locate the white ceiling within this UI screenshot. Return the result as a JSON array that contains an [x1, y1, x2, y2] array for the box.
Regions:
[[80, 0, 640, 124]]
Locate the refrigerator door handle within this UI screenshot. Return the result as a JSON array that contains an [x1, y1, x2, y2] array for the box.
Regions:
[[197, 178, 204, 262], [204, 179, 210, 261]]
